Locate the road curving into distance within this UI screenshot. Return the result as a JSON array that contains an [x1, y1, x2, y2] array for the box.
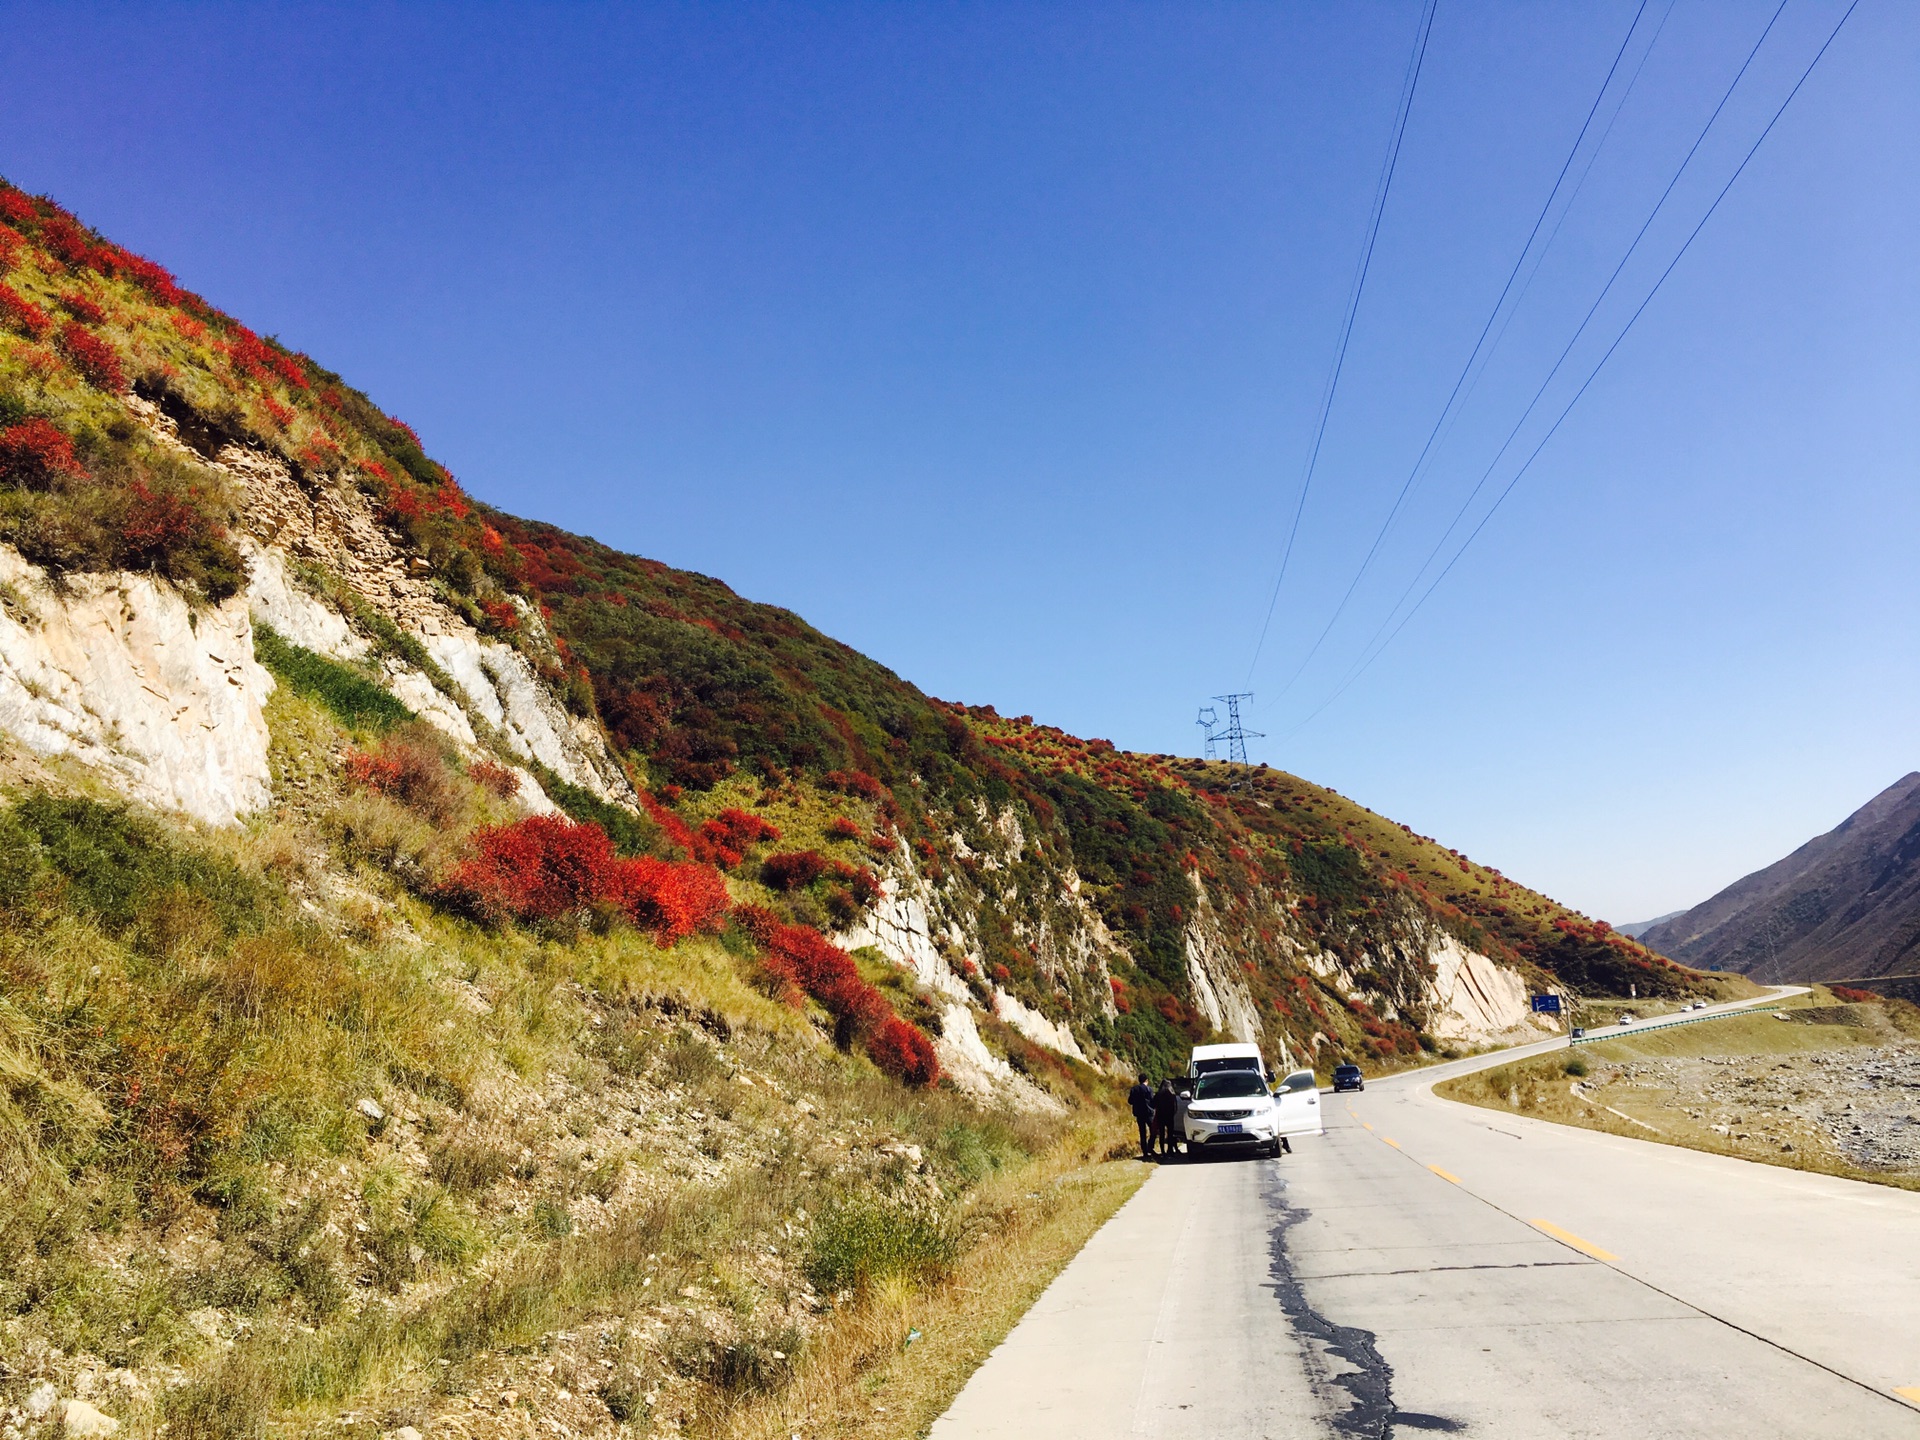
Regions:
[[931, 985, 1920, 1438]]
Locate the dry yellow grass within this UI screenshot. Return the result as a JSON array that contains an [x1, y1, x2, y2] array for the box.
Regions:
[[720, 1116, 1145, 1440], [1436, 990, 1920, 1192]]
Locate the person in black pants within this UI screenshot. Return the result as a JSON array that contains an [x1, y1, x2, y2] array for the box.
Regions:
[[1127, 1074, 1154, 1158], [1151, 1079, 1181, 1158]]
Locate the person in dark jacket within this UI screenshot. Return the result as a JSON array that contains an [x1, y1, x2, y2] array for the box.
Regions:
[[1127, 1074, 1154, 1158], [1151, 1079, 1181, 1157]]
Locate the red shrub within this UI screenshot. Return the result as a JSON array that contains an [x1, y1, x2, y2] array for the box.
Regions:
[[0, 282, 52, 339], [441, 815, 621, 924], [0, 190, 35, 226], [610, 855, 730, 946], [692, 807, 781, 868], [58, 320, 124, 391], [762, 850, 828, 891], [823, 769, 886, 801], [870, 830, 897, 852], [0, 419, 85, 486], [57, 290, 104, 324], [825, 816, 861, 842], [122, 481, 206, 562], [469, 759, 521, 799], [1829, 985, 1878, 1004], [866, 1017, 940, 1086], [637, 788, 698, 855], [991, 964, 1011, 983], [261, 396, 296, 429], [0, 225, 21, 272], [479, 598, 520, 632], [344, 750, 405, 793]]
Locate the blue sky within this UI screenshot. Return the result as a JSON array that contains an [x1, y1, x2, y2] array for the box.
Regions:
[[1, 1, 1912, 922]]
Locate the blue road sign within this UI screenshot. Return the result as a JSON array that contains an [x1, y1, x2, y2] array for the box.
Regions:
[[1530, 994, 1562, 1014]]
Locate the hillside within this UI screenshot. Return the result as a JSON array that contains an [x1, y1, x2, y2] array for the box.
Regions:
[[0, 177, 1735, 1435], [1643, 772, 1920, 983]]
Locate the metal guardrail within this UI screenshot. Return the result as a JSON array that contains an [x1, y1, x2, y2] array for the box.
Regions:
[[1568, 1007, 1758, 1046]]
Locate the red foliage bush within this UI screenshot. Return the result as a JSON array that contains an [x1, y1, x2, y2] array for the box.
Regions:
[[0, 282, 52, 339], [0, 225, 21, 272], [469, 759, 521, 799], [761, 850, 828, 891], [442, 815, 621, 924], [0, 190, 35, 226], [823, 769, 886, 801], [261, 396, 295, 429], [57, 291, 104, 324], [1829, 985, 1879, 1004], [991, 963, 1011, 983], [479, 598, 520, 632], [122, 481, 206, 562], [866, 1016, 940, 1086], [440, 814, 729, 944], [58, 320, 125, 391], [344, 750, 405, 793], [610, 855, 730, 946], [740, 911, 936, 1084], [825, 816, 861, 842], [691, 807, 781, 868], [0, 419, 85, 486]]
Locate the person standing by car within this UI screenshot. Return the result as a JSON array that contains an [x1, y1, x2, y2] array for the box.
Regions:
[[1151, 1078, 1181, 1158], [1128, 1074, 1154, 1158]]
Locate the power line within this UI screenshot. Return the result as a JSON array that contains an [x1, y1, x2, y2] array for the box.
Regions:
[[1263, 0, 1658, 707], [1284, 0, 1863, 737], [1286, 0, 1794, 726], [1245, 0, 1439, 685]]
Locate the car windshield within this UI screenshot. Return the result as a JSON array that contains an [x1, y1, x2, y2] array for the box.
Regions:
[[1192, 1057, 1261, 1079], [1195, 1072, 1267, 1101], [1335, 1066, 1360, 1077]]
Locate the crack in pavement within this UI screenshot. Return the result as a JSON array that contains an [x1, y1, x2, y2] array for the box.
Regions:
[[1264, 1170, 1466, 1437]]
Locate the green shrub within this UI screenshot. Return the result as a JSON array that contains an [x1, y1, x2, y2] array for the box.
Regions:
[[1564, 1054, 1589, 1077], [253, 623, 412, 732], [806, 1196, 961, 1293]]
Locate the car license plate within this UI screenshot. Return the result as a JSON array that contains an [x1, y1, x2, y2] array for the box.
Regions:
[[1217, 1123, 1243, 1135]]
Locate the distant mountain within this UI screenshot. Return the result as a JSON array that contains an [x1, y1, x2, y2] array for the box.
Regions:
[[1642, 773, 1920, 981], [1616, 910, 1686, 940]]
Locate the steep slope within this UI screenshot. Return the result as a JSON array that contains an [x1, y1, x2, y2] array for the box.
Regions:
[[1643, 772, 1920, 982], [0, 174, 1724, 1080]]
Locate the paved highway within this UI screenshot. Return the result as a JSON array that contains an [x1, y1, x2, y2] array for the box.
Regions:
[[932, 989, 1920, 1438]]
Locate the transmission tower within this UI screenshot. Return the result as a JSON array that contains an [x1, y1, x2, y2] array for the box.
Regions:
[[1195, 705, 1219, 761], [1201, 693, 1263, 787]]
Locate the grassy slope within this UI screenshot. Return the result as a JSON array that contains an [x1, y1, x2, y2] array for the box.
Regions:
[[1435, 988, 1920, 1191]]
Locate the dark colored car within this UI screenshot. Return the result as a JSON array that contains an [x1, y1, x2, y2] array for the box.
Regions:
[[1332, 1064, 1364, 1093]]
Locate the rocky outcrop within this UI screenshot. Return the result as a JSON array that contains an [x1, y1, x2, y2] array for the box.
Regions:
[[1182, 872, 1268, 1045], [1423, 933, 1550, 1045], [0, 545, 272, 826]]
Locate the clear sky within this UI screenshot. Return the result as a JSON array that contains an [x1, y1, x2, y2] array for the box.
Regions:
[[2, 1, 1912, 923]]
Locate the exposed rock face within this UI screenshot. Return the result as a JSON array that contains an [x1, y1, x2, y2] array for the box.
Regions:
[[1643, 772, 1920, 982], [1424, 933, 1548, 1045], [0, 545, 272, 826], [1182, 872, 1268, 1047]]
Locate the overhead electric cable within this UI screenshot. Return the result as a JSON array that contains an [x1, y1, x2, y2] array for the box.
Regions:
[[1290, 0, 1793, 722], [1263, 0, 1656, 705], [1284, 0, 1862, 738], [1244, 0, 1438, 685]]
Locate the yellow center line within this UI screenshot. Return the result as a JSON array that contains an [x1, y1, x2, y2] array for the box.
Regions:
[[1428, 1164, 1461, 1184], [1894, 1387, 1920, 1406], [1530, 1218, 1617, 1262], [1360, 1121, 1374, 1131], [1381, 1136, 1401, 1149]]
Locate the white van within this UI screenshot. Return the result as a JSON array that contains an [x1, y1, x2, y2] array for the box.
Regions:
[[1187, 1041, 1270, 1086]]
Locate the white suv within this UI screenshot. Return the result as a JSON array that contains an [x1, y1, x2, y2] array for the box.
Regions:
[[1182, 1067, 1324, 1158]]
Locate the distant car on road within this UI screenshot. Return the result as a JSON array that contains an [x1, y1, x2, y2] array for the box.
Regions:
[[1571, 1027, 1585, 1038], [1617, 1014, 1636, 1026], [1332, 1064, 1364, 1093], [1692, 1000, 1708, 1010]]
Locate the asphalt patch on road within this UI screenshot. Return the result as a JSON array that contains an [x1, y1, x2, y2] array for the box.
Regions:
[[1263, 1170, 1466, 1438]]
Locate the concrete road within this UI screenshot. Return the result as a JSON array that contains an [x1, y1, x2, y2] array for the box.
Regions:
[[932, 990, 1920, 1438]]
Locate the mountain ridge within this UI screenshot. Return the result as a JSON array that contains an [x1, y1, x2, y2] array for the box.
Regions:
[[1642, 772, 1920, 982]]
